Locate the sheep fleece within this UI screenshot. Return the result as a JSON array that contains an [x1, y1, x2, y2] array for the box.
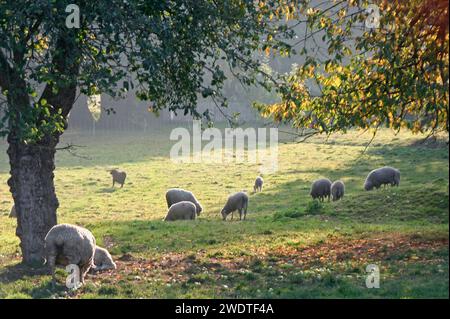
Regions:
[[164, 201, 197, 221], [93, 245, 116, 270], [44, 224, 96, 280], [364, 166, 400, 190], [254, 176, 264, 192], [331, 180, 345, 201], [221, 192, 249, 219], [310, 178, 332, 200], [110, 169, 126, 186], [166, 188, 202, 214]]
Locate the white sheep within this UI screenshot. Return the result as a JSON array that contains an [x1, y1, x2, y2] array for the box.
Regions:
[[364, 166, 400, 191], [165, 188, 202, 215], [331, 180, 345, 201], [110, 169, 126, 188], [221, 192, 249, 221], [310, 178, 332, 202], [44, 223, 96, 286], [92, 245, 116, 271], [164, 201, 197, 221], [254, 176, 264, 192]]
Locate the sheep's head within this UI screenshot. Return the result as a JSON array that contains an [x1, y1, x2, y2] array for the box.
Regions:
[[364, 180, 373, 191], [221, 208, 228, 220], [94, 246, 117, 271], [195, 202, 203, 216], [106, 260, 117, 270]]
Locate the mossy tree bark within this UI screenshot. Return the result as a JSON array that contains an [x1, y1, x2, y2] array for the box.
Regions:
[[7, 136, 60, 264]]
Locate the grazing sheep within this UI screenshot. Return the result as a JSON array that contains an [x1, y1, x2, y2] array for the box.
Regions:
[[331, 180, 345, 201], [221, 192, 249, 221], [110, 169, 126, 188], [310, 178, 332, 202], [164, 201, 197, 221], [166, 188, 202, 215], [8, 205, 16, 218], [44, 224, 96, 286], [364, 166, 400, 191], [92, 246, 116, 271], [254, 176, 264, 192]]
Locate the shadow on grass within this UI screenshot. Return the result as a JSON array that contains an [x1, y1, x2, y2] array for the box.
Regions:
[[0, 262, 48, 283], [0, 261, 80, 298], [97, 188, 116, 193], [28, 281, 67, 299]]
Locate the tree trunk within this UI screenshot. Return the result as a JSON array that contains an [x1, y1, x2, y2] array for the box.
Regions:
[[1, 30, 79, 265], [7, 134, 60, 264]]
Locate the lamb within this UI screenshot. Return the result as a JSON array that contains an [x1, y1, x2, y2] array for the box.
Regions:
[[254, 176, 264, 192], [92, 246, 116, 271], [110, 169, 126, 188], [8, 205, 16, 218], [164, 201, 197, 221], [331, 180, 345, 201], [364, 166, 400, 191], [221, 192, 249, 221], [165, 188, 202, 215], [44, 223, 96, 286], [310, 178, 332, 202]]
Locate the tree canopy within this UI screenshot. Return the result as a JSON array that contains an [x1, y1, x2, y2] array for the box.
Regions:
[[0, 0, 297, 142], [256, 0, 449, 138]]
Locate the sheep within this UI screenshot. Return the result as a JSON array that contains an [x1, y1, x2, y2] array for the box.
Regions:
[[254, 176, 264, 192], [164, 201, 197, 221], [165, 188, 202, 215], [364, 166, 400, 191], [110, 169, 126, 188], [310, 178, 332, 202], [44, 223, 96, 286], [331, 180, 345, 201], [92, 246, 116, 271], [221, 192, 249, 221], [8, 205, 16, 218]]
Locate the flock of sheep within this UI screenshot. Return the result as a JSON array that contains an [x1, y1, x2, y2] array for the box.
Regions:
[[309, 166, 400, 201], [8, 166, 400, 286]]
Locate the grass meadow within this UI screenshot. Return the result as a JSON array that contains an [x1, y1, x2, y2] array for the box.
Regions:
[[0, 124, 448, 298]]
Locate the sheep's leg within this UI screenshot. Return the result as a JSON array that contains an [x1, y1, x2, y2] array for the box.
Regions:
[[238, 209, 242, 221], [51, 265, 56, 288], [48, 256, 57, 288], [80, 263, 91, 284], [120, 182, 124, 188], [112, 180, 115, 188]]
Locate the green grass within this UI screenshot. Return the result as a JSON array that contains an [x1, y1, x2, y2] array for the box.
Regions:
[[0, 125, 448, 298]]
